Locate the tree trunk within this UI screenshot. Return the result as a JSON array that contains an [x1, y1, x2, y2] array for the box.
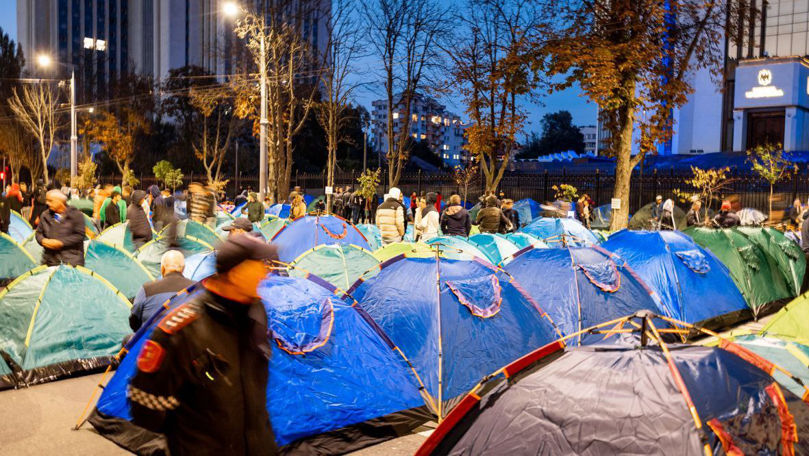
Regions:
[[609, 85, 637, 231], [769, 184, 773, 223]]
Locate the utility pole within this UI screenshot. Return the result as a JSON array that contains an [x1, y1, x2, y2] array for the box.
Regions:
[[363, 130, 367, 172]]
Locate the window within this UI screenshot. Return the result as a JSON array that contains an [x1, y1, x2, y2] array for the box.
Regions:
[[443, 144, 449, 150], [393, 112, 399, 119], [420, 134, 426, 140], [412, 114, 418, 122]]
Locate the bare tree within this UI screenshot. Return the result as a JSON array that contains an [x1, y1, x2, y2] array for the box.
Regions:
[[445, 0, 542, 193], [367, 0, 447, 188], [8, 83, 63, 184], [316, 0, 364, 213], [189, 84, 237, 186], [232, 1, 323, 203]]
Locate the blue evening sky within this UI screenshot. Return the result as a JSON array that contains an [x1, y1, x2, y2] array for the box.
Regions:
[[0, 3, 596, 137]]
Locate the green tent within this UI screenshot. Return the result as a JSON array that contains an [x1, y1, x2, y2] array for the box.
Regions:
[[0, 233, 37, 281], [0, 265, 130, 383], [9, 210, 33, 244], [684, 227, 793, 315], [468, 233, 521, 265], [704, 334, 809, 399], [259, 217, 288, 240], [136, 235, 214, 278], [83, 213, 100, 239], [760, 292, 809, 345], [96, 222, 136, 253], [168, 219, 222, 246], [288, 244, 379, 290], [736, 227, 805, 297], [306, 195, 326, 213], [21, 233, 43, 265], [68, 198, 95, 217], [628, 202, 687, 230], [85, 240, 154, 300], [356, 224, 381, 251]]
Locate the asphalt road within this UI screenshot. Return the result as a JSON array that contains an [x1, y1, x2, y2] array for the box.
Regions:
[[0, 372, 427, 456]]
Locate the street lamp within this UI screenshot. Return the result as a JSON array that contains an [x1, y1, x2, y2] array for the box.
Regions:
[[223, 2, 269, 202], [37, 54, 77, 187]]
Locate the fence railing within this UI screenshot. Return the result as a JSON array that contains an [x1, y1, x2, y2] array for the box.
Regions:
[[106, 166, 809, 217]]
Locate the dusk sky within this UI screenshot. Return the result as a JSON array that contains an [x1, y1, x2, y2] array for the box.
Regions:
[[0, 4, 597, 137]]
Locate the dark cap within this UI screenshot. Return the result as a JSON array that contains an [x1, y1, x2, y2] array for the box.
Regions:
[[222, 218, 253, 232], [215, 234, 278, 273]]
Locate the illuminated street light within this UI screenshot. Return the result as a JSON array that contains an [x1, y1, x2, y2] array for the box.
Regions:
[[223, 2, 241, 17], [36, 54, 52, 68]]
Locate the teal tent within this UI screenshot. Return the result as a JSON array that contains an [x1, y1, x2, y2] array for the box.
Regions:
[[356, 224, 382, 251], [467, 234, 521, 265], [0, 265, 131, 386], [136, 236, 214, 278], [500, 232, 549, 250], [9, 210, 33, 244], [83, 213, 100, 239], [96, 223, 136, 253], [426, 236, 490, 263], [21, 233, 44, 264], [259, 217, 288, 240], [85, 240, 155, 300], [0, 233, 37, 281], [288, 244, 379, 290], [168, 219, 222, 246]]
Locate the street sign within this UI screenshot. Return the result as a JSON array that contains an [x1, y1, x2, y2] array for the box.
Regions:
[[611, 198, 621, 210], [325, 186, 333, 195]]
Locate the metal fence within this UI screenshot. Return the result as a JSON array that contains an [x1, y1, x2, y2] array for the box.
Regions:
[[109, 166, 809, 217]]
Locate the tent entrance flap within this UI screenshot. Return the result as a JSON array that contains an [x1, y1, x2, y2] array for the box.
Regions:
[[446, 275, 503, 318], [577, 260, 621, 293], [269, 297, 335, 355]]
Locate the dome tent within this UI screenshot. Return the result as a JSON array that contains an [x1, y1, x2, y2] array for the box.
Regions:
[[628, 201, 687, 230], [182, 250, 217, 282], [8, 210, 33, 244], [373, 242, 437, 262], [500, 232, 549, 250], [83, 213, 99, 239], [417, 318, 809, 456], [512, 198, 540, 227], [96, 222, 136, 253], [21, 232, 43, 264], [736, 227, 805, 297], [288, 244, 379, 290], [84, 240, 154, 300], [520, 217, 599, 247], [347, 255, 561, 419], [258, 216, 288, 240], [0, 232, 37, 282], [0, 265, 131, 386], [136, 235, 214, 278], [502, 245, 672, 344], [89, 277, 430, 455], [271, 215, 370, 263], [684, 227, 794, 315], [425, 236, 490, 262], [602, 230, 748, 326], [355, 224, 382, 251], [166, 219, 222, 246], [759, 291, 809, 345], [268, 203, 291, 218], [467, 233, 520, 265]]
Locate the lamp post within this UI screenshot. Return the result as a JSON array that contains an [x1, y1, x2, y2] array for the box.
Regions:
[[224, 2, 268, 202], [36, 54, 77, 187]]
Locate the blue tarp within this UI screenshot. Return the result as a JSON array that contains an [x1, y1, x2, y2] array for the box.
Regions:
[[602, 230, 748, 324], [502, 245, 672, 344], [271, 215, 371, 263], [92, 275, 426, 450], [268, 204, 291, 218], [512, 198, 540, 227], [8, 211, 33, 244], [348, 256, 560, 407], [520, 217, 599, 247]]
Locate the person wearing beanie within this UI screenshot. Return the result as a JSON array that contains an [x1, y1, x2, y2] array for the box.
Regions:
[[129, 234, 279, 456], [713, 200, 740, 228], [99, 185, 127, 227], [127, 190, 153, 248], [375, 187, 405, 245]]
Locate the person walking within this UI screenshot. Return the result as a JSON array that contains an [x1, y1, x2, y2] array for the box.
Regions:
[[187, 182, 212, 225], [501, 199, 520, 233], [476, 195, 512, 234], [129, 250, 194, 332], [128, 190, 153, 249], [35, 190, 86, 267], [376, 187, 405, 245], [245, 193, 264, 223], [417, 192, 440, 242], [440, 194, 471, 236], [686, 200, 703, 227], [129, 235, 279, 456], [713, 201, 740, 228]]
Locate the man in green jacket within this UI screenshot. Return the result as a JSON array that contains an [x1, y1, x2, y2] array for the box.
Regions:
[[99, 185, 127, 227]]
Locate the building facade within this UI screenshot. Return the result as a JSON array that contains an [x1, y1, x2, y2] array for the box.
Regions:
[[371, 93, 469, 168], [579, 124, 611, 156]]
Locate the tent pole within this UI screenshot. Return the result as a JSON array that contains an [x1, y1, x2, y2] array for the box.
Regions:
[[434, 245, 444, 422], [73, 346, 128, 430]]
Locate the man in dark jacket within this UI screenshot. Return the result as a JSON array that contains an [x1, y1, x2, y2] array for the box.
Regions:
[[130, 250, 194, 331], [713, 201, 740, 228], [441, 194, 471, 236], [686, 200, 703, 227], [350, 190, 364, 225], [128, 190, 153, 249], [501, 199, 520, 233], [476, 195, 512, 234], [0, 189, 9, 234], [129, 234, 279, 456], [29, 179, 48, 226], [245, 193, 264, 223], [35, 190, 86, 266]]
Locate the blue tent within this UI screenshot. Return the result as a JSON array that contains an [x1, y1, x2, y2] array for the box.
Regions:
[[467, 233, 521, 265], [302, 194, 315, 207], [425, 236, 490, 263], [347, 255, 561, 418], [272, 215, 371, 263], [512, 198, 540, 227], [602, 230, 748, 325], [520, 217, 599, 247], [89, 276, 429, 454], [268, 203, 291, 218], [502, 245, 672, 344], [9, 211, 33, 244], [500, 232, 549, 250], [230, 201, 248, 216], [182, 251, 217, 282]]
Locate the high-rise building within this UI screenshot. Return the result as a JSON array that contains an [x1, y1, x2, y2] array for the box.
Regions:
[[371, 93, 469, 168], [668, 0, 809, 154]]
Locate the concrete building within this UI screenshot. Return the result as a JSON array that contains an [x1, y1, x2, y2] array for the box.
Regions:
[[371, 93, 469, 168], [668, 0, 809, 154], [579, 124, 611, 156], [17, 0, 329, 92]]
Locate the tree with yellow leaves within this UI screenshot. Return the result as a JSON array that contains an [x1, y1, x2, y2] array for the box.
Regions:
[[82, 108, 150, 187], [748, 144, 796, 222]]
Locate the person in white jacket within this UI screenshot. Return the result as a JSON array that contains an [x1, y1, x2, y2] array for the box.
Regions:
[[416, 192, 441, 242], [376, 187, 405, 245]]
